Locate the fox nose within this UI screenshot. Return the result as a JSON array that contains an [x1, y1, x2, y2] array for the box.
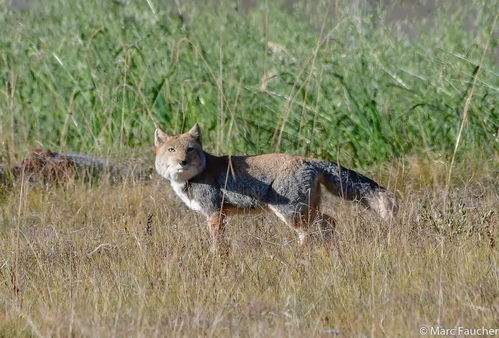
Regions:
[[179, 160, 187, 166]]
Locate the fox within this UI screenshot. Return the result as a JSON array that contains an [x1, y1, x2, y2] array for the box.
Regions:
[[154, 124, 398, 247]]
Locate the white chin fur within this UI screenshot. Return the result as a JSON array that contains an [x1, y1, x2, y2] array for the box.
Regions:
[[155, 160, 198, 182]]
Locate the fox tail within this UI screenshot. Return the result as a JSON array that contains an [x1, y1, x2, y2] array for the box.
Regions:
[[313, 161, 398, 221]]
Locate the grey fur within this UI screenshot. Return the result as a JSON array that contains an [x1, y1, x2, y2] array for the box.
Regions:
[[311, 161, 384, 205], [182, 153, 396, 221]]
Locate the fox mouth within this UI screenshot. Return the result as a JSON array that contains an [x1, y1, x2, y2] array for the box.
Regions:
[[169, 165, 195, 181]]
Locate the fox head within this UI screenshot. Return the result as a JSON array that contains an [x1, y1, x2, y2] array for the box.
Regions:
[[154, 123, 206, 182]]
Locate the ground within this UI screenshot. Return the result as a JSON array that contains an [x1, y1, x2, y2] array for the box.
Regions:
[[0, 156, 496, 336]]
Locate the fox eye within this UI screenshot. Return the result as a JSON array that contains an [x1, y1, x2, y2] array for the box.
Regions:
[[167, 147, 175, 152], [187, 147, 195, 152]]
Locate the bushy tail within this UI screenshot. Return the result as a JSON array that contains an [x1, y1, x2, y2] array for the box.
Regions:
[[313, 161, 398, 221]]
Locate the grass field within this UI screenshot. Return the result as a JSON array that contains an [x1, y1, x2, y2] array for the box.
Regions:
[[1, 0, 498, 336], [0, 156, 497, 336], [1, 0, 497, 165]]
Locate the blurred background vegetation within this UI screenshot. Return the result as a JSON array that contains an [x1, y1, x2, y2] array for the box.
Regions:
[[0, 0, 497, 168]]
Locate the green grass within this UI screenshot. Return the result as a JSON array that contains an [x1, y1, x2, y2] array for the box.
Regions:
[[0, 0, 497, 167]]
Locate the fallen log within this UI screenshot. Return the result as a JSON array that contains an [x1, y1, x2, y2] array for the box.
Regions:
[[1, 149, 152, 186]]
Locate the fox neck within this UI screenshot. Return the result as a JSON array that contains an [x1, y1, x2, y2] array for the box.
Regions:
[[195, 150, 207, 179]]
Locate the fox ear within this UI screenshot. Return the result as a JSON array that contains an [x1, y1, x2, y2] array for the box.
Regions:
[[154, 128, 168, 147], [188, 123, 202, 143]]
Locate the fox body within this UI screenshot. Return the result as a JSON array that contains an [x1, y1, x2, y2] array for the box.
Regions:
[[154, 124, 398, 246]]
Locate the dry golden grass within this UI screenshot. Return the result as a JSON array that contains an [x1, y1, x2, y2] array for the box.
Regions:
[[0, 156, 497, 337]]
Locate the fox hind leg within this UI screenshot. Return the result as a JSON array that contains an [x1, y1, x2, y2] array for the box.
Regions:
[[291, 215, 311, 246], [268, 203, 337, 245], [269, 205, 309, 245], [268, 205, 309, 245], [293, 208, 337, 245], [307, 184, 336, 242], [313, 211, 336, 242]]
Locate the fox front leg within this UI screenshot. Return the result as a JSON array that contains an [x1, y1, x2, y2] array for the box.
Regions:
[[206, 212, 226, 252]]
